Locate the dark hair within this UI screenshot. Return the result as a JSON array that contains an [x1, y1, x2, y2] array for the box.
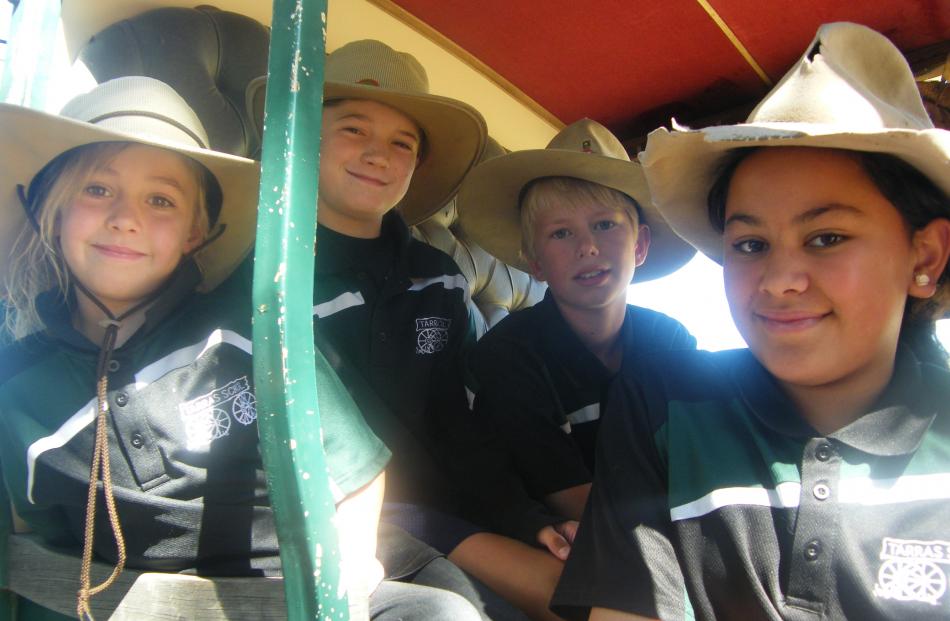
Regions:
[[707, 147, 950, 364]]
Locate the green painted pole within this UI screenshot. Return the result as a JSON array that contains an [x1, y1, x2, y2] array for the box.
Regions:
[[253, 0, 345, 619]]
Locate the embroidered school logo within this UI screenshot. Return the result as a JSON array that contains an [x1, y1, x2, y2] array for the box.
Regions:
[[415, 316, 451, 354], [178, 376, 257, 448], [873, 537, 949, 606]]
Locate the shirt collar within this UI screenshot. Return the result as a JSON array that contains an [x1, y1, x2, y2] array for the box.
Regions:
[[538, 290, 613, 385], [36, 259, 201, 351], [315, 211, 411, 276], [734, 346, 941, 456]]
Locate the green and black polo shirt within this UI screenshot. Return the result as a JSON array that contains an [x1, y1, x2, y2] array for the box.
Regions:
[[553, 346, 950, 621], [313, 212, 479, 511], [466, 290, 696, 543], [0, 260, 390, 576]]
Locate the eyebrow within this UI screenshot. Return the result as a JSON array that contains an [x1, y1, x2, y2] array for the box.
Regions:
[[334, 112, 421, 142], [94, 167, 190, 193], [724, 203, 865, 228]]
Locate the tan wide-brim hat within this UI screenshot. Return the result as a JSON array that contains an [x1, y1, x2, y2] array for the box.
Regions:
[[640, 21, 950, 264], [322, 40, 488, 225], [0, 76, 259, 292], [456, 118, 696, 282]]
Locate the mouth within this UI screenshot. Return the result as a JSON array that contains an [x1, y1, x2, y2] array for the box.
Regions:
[[754, 309, 829, 333], [93, 244, 146, 260], [574, 267, 611, 285], [347, 170, 387, 187]]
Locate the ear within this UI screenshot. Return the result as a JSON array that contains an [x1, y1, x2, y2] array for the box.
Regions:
[[634, 224, 651, 267], [527, 256, 547, 283], [909, 217, 950, 299], [183, 224, 206, 255]]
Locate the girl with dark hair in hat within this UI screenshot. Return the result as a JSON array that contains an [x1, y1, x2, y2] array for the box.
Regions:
[[552, 22, 950, 621], [0, 76, 481, 621]]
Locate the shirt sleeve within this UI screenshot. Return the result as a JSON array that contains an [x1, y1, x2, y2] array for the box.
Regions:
[[551, 363, 688, 620]]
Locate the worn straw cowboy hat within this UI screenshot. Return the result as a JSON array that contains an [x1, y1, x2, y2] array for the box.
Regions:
[[0, 76, 259, 291], [640, 21, 950, 263], [320, 39, 488, 225], [456, 118, 696, 282]]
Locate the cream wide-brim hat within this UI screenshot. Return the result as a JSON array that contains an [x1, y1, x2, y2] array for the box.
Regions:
[[640, 21, 950, 264], [321, 40, 488, 225], [457, 118, 696, 282], [0, 76, 259, 292]]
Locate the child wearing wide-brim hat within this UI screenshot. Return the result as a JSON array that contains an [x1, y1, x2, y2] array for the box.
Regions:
[[450, 118, 697, 613], [310, 39, 560, 621], [553, 22, 950, 621], [0, 76, 457, 621]]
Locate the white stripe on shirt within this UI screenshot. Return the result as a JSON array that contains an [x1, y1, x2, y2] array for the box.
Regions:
[[566, 403, 600, 426], [409, 274, 471, 304], [313, 291, 365, 318]]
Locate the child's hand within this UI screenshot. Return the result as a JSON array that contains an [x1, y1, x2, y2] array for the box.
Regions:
[[536, 520, 579, 561]]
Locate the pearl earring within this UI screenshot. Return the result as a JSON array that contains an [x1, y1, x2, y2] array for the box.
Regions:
[[915, 273, 931, 287]]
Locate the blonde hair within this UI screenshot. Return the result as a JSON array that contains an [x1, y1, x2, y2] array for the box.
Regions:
[[519, 176, 642, 263], [3, 143, 210, 339]]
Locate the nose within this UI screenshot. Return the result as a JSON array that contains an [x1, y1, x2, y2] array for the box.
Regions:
[[106, 194, 141, 232], [758, 248, 808, 296], [360, 136, 390, 168], [575, 229, 599, 258]]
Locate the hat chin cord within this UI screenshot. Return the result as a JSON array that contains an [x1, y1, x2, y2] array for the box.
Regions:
[[71, 275, 169, 621]]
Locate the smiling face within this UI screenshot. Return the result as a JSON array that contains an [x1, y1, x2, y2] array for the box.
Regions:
[[527, 183, 649, 315], [722, 147, 927, 397], [58, 144, 203, 317], [318, 99, 421, 238]]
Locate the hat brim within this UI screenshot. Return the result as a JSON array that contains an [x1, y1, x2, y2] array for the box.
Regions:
[[456, 149, 696, 282], [325, 82, 486, 225], [640, 123, 950, 263], [0, 103, 259, 292]]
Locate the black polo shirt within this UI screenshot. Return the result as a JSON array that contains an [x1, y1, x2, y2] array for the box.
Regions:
[[312, 212, 479, 511], [465, 291, 695, 542], [552, 346, 950, 621], [0, 260, 390, 576]]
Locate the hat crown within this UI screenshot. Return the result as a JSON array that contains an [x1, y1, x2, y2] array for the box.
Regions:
[[547, 118, 631, 162], [326, 39, 430, 95], [748, 22, 933, 131], [60, 76, 211, 150]]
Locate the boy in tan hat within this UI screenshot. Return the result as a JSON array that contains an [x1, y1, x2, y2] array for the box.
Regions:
[[552, 23, 950, 621], [312, 39, 562, 621], [453, 117, 695, 604]]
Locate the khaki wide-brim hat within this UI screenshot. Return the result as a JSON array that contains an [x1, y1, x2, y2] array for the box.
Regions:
[[322, 40, 488, 225], [640, 21, 950, 263], [0, 76, 259, 292], [457, 118, 696, 282]]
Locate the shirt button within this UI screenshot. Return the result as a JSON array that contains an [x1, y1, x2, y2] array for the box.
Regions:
[[813, 483, 830, 500], [107, 359, 121, 373], [804, 540, 823, 561], [114, 392, 129, 407], [130, 433, 145, 449], [378, 331, 387, 342], [815, 443, 834, 461]]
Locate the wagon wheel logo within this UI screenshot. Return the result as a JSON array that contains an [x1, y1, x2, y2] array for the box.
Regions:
[[416, 328, 449, 354], [877, 559, 947, 605], [232, 391, 258, 425], [202, 408, 232, 441]]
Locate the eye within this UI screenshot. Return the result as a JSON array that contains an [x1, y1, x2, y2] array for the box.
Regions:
[[147, 195, 176, 209], [341, 125, 364, 136], [83, 184, 111, 198], [393, 139, 416, 153], [732, 238, 767, 255], [550, 228, 571, 240], [806, 232, 847, 248], [593, 220, 617, 232]]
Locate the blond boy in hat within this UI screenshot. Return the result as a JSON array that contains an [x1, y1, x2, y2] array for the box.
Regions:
[[455, 119, 696, 564], [553, 23, 950, 621]]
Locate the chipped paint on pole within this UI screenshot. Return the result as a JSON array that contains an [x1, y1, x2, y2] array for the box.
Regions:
[[251, 0, 346, 619]]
